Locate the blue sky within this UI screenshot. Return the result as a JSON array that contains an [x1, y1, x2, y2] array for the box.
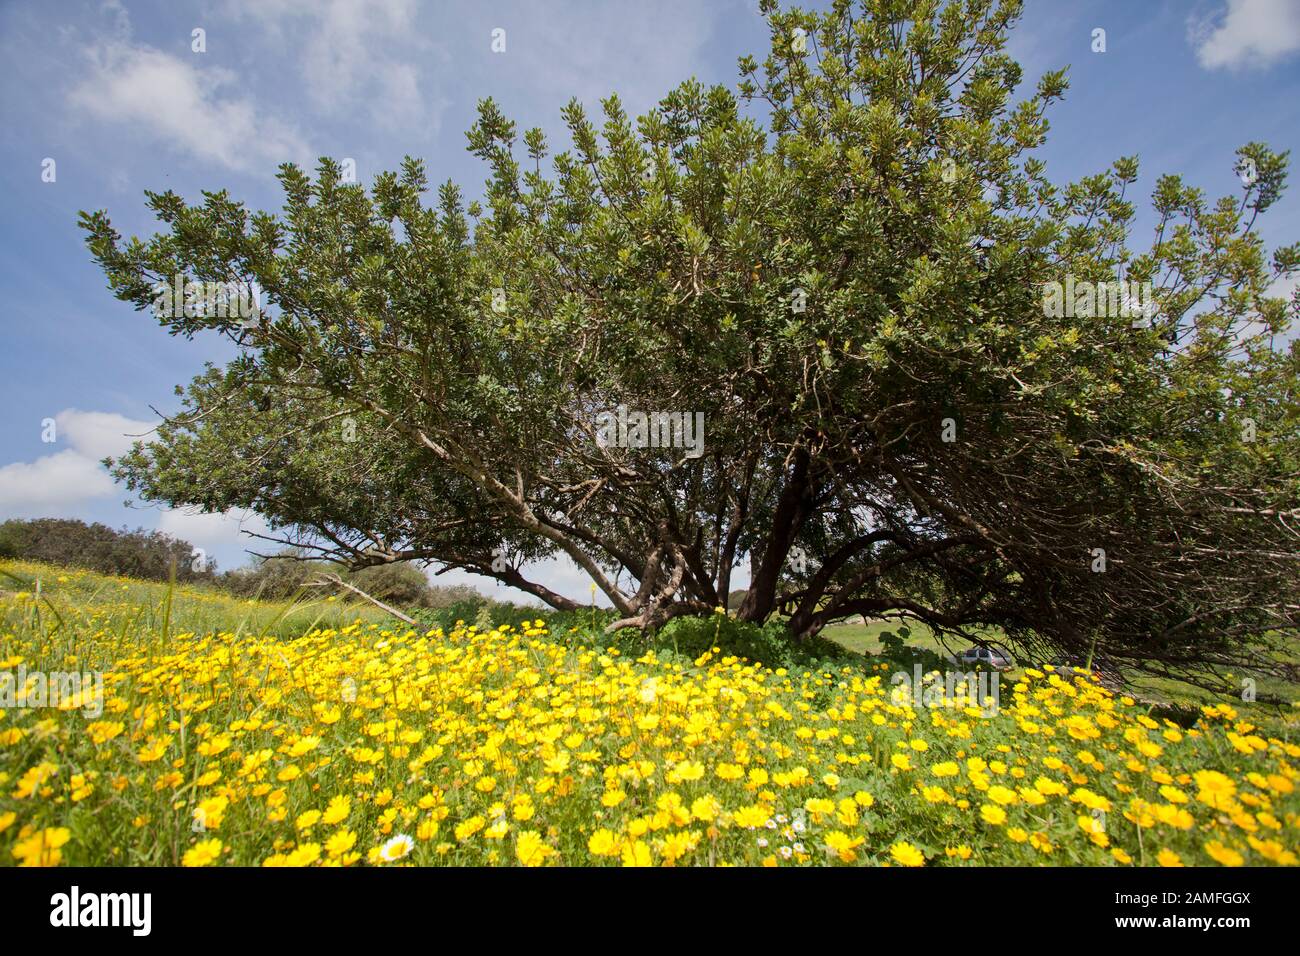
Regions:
[[1, 0, 1298, 603]]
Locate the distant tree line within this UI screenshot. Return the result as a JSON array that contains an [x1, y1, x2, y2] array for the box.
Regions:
[[0, 517, 484, 609], [0, 517, 215, 583]]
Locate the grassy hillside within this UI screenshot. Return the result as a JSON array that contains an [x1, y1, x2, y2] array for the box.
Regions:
[[0, 559, 391, 642]]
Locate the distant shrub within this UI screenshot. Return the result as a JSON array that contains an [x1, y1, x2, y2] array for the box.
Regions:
[[218, 556, 525, 613], [410, 595, 618, 636], [349, 563, 436, 607], [221, 554, 448, 607], [219, 554, 331, 600], [424, 582, 486, 608]]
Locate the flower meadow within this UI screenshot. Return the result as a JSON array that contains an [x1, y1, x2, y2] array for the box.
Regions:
[[1, 563, 1297, 868]]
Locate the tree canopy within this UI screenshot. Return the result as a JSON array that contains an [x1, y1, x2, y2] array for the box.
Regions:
[[82, 0, 1300, 690]]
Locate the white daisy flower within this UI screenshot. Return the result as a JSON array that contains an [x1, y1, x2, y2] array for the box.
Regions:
[[380, 833, 414, 862]]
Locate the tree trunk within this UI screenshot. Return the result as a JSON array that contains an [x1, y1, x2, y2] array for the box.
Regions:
[[737, 448, 811, 622]]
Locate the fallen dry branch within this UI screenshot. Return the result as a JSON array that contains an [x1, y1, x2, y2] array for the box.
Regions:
[[306, 572, 416, 626]]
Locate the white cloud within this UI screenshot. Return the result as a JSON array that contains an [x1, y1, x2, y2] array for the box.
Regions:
[[488, 0, 727, 117], [156, 508, 271, 562], [1266, 271, 1300, 300], [0, 409, 155, 514], [1189, 0, 1300, 70], [0, 450, 116, 512], [54, 408, 154, 461], [0, 405, 273, 564], [423, 565, 509, 601], [99, 0, 132, 44], [68, 25, 312, 172], [1265, 272, 1300, 346], [423, 553, 590, 606], [520, 554, 606, 607], [225, 0, 438, 130]]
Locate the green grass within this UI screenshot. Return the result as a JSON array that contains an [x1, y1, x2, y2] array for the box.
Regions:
[[821, 618, 968, 657], [0, 559, 393, 642], [821, 616, 1299, 731]]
